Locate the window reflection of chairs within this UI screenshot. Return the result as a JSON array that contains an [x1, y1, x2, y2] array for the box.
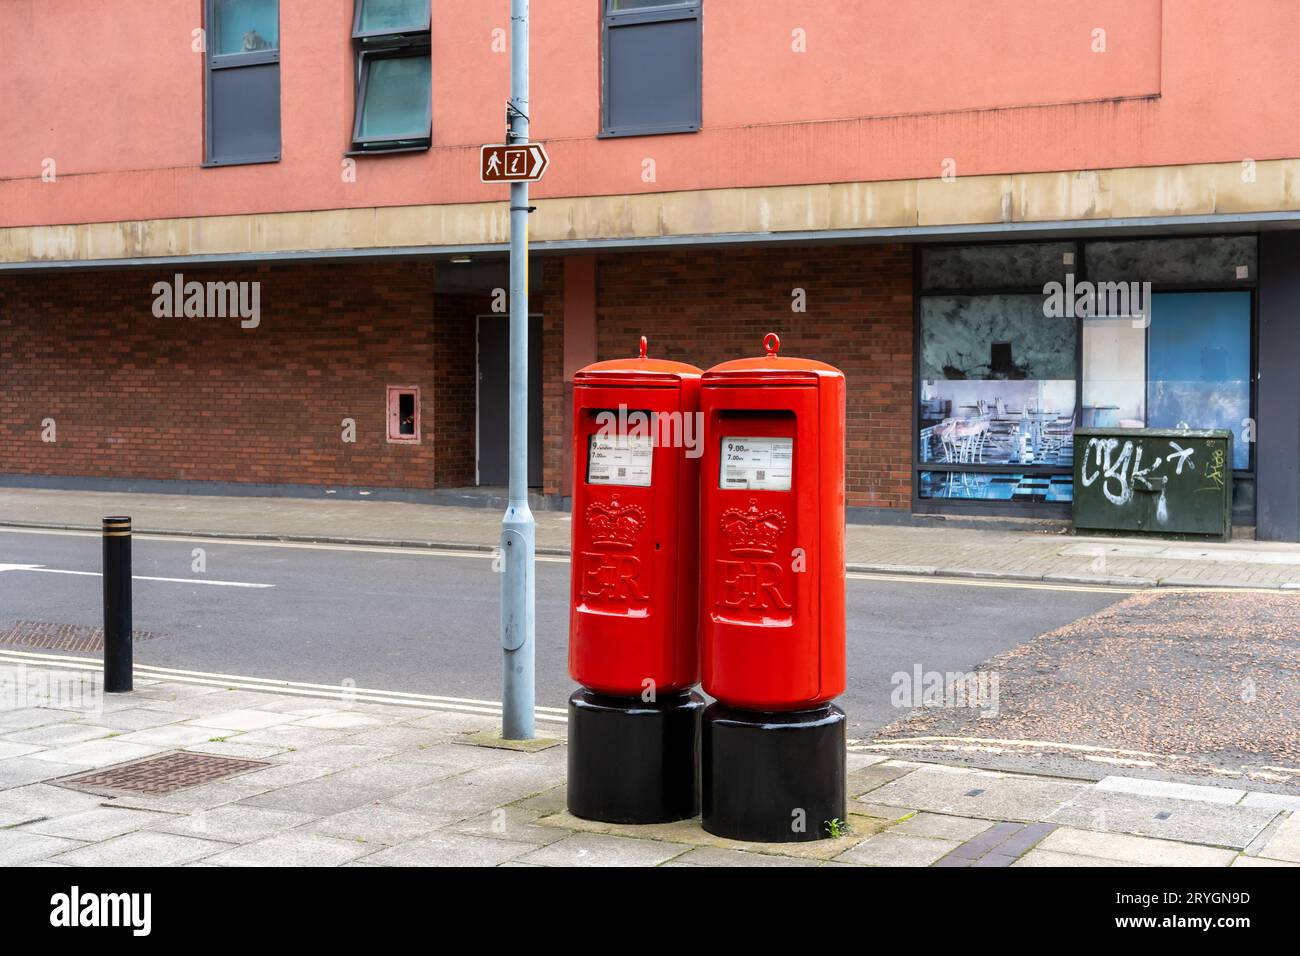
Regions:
[[1039, 416, 1074, 463], [935, 417, 991, 464]]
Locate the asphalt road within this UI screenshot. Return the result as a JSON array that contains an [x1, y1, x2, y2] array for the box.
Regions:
[[0, 528, 1127, 735]]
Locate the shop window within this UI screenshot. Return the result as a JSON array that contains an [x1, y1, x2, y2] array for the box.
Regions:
[[917, 237, 1257, 513], [1083, 291, 1252, 468], [918, 294, 1078, 490], [387, 386, 421, 443], [205, 0, 281, 165], [602, 0, 701, 137], [350, 0, 432, 154]]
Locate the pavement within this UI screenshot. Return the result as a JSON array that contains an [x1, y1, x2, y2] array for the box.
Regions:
[[2, 658, 1297, 868], [4, 486, 1300, 589]]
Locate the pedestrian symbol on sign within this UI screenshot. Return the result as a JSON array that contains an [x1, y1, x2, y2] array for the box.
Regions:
[[480, 143, 550, 183]]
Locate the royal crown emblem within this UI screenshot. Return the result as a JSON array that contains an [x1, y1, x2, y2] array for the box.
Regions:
[[586, 496, 647, 551], [721, 498, 786, 556]]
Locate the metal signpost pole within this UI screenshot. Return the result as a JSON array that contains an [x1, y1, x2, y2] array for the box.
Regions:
[[500, 0, 535, 739]]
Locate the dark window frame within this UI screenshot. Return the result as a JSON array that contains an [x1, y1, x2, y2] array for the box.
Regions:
[[203, 0, 282, 167], [600, 0, 702, 138], [349, 0, 432, 155], [911, 235, 1259, 521]]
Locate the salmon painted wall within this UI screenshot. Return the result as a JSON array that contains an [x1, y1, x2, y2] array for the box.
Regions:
[[2, 0, 1298, 228]]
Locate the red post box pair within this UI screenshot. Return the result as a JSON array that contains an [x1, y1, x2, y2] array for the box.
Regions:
[[569, 332, 846, 712]]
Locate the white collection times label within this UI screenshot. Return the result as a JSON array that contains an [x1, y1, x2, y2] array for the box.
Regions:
[[720, 436, 793, 491], [587, 434, 653, 487]]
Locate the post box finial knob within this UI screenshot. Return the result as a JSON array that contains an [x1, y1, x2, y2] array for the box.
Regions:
[[763, 332, 780, 357], [639, 335, 648, 359]]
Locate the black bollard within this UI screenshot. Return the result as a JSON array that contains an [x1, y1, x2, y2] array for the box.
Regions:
[[102, 516, 132, 693]]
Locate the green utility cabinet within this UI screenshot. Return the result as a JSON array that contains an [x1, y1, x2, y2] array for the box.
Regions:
[[1072, 428, 1233, 541]]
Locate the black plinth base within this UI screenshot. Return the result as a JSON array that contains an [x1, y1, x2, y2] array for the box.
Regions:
[[567, 688, 703, 824], [702, 701, 847, 843]]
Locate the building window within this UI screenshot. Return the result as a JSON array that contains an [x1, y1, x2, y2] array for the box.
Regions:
[[387, 386, 421, 443], [601, 0, 702, 137], [350, 0, 432, 154], [204, 0, 281, 166], [1083, 292, 1252, 469], [915, 237, 1258, 515], [917, 289, 1077, 505]]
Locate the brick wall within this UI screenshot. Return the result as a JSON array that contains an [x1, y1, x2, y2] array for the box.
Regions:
[[571, 243, 914, 509], [0, 260, 481, 490], [541, 262, 567, 497]]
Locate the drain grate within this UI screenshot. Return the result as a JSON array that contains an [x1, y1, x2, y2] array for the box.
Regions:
[[0, 620, 164, 652], [56, 752, 269, 797]]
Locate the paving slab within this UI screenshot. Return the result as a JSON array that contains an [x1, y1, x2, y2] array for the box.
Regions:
[[223, 761, 336, 790], [309, 804, 449, 845], [203, 831, 375, 867], [182, 740, 289, 760], [864, 766, 1087, 822], [152, 804, 316, 843], [1036, 827, 1236, 866], [1046, 789, 1279, 849], [0, 755, 82, 788], [833, 831, 959, 866], [0, 830, 85, 865], [273, 742, 400, 770], [1232, 854, 1299, 867], [222, 724, 351, 749], [1255, 812, 1300, 863], [0, 782, 107, 818], [115, 724, 235, 748], [388, 775, 543, 822], [105, 779, 273, 814], [50, 831, 228, 867], [30, 739, 161, 768], [1014, 849, 1136, 867], [663, 846, 822, 867], [338, 725, 449, 750], [1095, 775, 1247, 805], [1240, 792, 1300, 812], [239, 780, 393, 816], [447, 806, 575, 847], [324, 760, 462, 792], [0, 741, 44, 760], [86, 708, 189, 733], [892, 812, 994, 841], [848, 763, 915, 798], [22, 806, 172, 841], [186, 709, 300, 733], [0, 708, 88, 731], [518, 832, 691, 868], [2, 724, 117, 747], [361, 830, 540, 867], [533, 809, 886, 861]]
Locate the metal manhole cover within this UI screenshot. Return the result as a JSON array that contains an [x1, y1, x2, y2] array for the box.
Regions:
[[55, 752, 269, 797], [0, 620, 164, 652]]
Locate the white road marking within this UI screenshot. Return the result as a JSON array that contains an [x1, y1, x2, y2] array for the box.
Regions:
[[850, 734, 1189, 761], [0, 648, 569, 723], [0, 526, 570, 565], [2, 527, 1148, 591], [845, 571, 1140, 593], [0, 564, 273, 589]]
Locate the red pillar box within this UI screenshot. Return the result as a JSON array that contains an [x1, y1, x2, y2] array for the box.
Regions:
[[566, 337, 705, 824], [698, 332, 847, 842]]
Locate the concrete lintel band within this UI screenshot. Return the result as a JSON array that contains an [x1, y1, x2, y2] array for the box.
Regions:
[[3, 158, 1300, 269]]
